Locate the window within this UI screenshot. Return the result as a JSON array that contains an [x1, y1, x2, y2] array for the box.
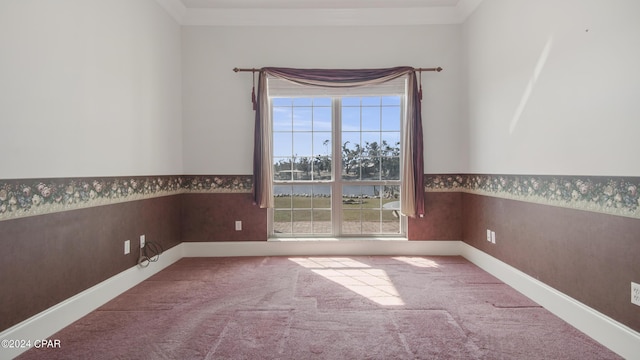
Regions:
[[340, 96, 402, 235], [269, 79, 407, 238], [272, 97, 333, 235]]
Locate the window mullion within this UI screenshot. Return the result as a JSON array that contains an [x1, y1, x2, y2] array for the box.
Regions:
[[332, 97, 342, 237]]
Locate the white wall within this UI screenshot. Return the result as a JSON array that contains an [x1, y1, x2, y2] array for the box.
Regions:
[[182, 25, 466, 175], [4, 1, 636, 179], [0, 0, 182, 179], [464, 0, 640, 176]]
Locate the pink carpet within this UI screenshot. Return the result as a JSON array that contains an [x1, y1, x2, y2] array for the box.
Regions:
[[17, 256, 621, 359]]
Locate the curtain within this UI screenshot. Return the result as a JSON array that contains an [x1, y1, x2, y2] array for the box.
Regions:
[[252, 71, 274, 208], [252, 66, 424, 218]]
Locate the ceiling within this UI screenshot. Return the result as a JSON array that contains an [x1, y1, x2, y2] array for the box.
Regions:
[[155, 0, 482, 26]]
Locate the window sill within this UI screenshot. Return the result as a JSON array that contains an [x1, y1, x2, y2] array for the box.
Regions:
[[268, 237, 408, 242]]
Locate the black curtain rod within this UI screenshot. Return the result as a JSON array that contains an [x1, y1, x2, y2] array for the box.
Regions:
[[233, 67, 443, 73]]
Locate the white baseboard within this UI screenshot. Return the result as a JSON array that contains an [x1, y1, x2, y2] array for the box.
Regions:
[[0, 244, 184, 360], [460, 243, 640, 359], [2, 241, 637, 360], [181, 240, 463, 257]]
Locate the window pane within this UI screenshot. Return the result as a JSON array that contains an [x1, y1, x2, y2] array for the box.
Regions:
[[293, 133, 312, 156], [383, 185, 400, 200], [361, 157, 380, 180], [342, 97, 360, 106], [312, 130, 331, 179], [295, 157, 313, 180], [293, 188, 311, 234], [273, 133, 292, 157], [361, 107, 380, 131], [272, 98, 292, 106], [382, 96, 401, 106], [342, 107, 360, 131], [312, 185, 331, 207], [312, 156, 331, 180], [342, 185, 377, 235], [273, 210, 291, 234], [342, 131, 361, 179], [381, 132, 400, 155], [313, 185, 331, 234], [313, 210, 332, 233], [382, 186, 401, 234], [361, 132, 380, 151], [381, 157, 400, 180], [381, 106, 401, 131], [313, 132, 331, 156], [293, 107, 312, 131], [273, 185, 292, 234], [313, 107, 332, 131], [293, 98, 312, 106], [381, 217, 400, 234], [273, 107, 292, 131], [342, 185, 362, 200], [365, 185, 382, 199], [274, 158, 293, 180], [342, 165, 360, 180], [362, 210, 381, 233], [293, 210, 312, 234], [274, 185, 292, 209], [341, 132, 360, 152], [361, 96, 381, 106], [291, 185, 312, 208], [313, 97, 331, 106], [342, 211, 361, 234]]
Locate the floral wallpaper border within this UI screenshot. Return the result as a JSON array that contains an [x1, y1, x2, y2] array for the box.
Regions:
[[425, 174, 640, 219], [0, 175, 253, 221], [1, 174, 639, 221]]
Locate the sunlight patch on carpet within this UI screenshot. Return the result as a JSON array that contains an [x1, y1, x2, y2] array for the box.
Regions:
[[289, 257, 404, 306]]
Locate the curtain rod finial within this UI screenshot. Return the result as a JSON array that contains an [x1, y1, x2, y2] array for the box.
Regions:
[[233, 67, 240, 72], [436, 67, 443, 72]]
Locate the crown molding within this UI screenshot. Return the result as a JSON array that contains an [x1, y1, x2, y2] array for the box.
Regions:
[[155, 0, 481, 26]]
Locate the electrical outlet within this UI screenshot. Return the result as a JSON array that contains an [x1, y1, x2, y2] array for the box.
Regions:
[[235, 221, 242, 231], [491, 231, 496, 244], [140, 234, 145, 248], [486, 229, 491, 242], [632, 282, 640, 306], [124, 240, 130, 255]]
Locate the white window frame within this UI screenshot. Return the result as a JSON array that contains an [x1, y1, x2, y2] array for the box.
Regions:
[[267, 76, 408, 239]]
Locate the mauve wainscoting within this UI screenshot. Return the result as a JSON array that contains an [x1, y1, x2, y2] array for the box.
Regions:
[[0, 195, 181, 332], [462, 193, 640, 333], [181, 193, 268, 242], [409, 192, 462, 240]]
